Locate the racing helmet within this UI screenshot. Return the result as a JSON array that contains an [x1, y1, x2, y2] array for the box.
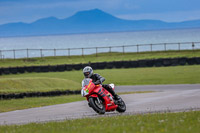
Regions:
[[83, 66, 93, 78]]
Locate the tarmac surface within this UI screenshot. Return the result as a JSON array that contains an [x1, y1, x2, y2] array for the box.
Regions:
[[0, 84, 200, 125]]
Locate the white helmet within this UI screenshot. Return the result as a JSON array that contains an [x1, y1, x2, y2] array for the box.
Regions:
[[83, 66, 93, 78]]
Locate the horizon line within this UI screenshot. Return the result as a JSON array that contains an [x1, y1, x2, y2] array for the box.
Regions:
[[1, 8, 200, 25]]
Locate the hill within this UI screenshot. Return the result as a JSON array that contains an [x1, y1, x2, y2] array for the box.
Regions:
[[0, 9, 200, 37]]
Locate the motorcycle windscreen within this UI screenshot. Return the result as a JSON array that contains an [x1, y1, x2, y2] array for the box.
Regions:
[[81, 78, 95, 97], [82, 78, 91, 88]]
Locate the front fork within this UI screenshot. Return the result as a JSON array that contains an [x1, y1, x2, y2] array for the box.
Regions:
[[87, 95, 102, 107], [96, 97, 101, 104]]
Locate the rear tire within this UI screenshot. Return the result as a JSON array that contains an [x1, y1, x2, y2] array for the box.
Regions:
[[116, 97, 126, 113], [89, 97, 105, 114]]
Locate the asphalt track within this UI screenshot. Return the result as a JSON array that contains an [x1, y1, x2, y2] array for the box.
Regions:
[[0, 84, 200, 125]]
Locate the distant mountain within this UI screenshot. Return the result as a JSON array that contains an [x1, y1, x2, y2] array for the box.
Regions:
[[0, 9, 200, 37]]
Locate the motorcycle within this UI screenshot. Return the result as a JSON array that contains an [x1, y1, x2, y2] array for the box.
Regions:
[[81, 78, 126, 114]]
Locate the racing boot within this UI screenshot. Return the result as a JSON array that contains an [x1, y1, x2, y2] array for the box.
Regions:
[[103, 84, 121, 102], [113, 94, 121, 101], [113, 94, 120, 100]]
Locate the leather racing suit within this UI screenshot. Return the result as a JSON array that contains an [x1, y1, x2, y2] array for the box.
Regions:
[[89, 73, 118, 98]]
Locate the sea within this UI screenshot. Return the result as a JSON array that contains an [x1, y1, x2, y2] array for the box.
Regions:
[[0, 28, 200, 59]]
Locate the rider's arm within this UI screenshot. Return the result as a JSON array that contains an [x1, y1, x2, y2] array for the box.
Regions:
[[94, 73, 105, 85]]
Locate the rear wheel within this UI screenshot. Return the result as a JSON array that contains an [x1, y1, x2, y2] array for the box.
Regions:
[[89, 97, 105, 114], [116, 97, 126, 113]]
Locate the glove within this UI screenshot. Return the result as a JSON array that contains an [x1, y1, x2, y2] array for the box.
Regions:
[[94, 80, 101, 85]]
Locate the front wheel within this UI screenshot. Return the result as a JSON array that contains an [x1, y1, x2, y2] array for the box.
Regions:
[[89, 97, 105, 114], [116, 97, 126, 113]]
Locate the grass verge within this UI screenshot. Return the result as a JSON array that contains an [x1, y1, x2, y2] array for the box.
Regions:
[[0, 91, 152, 113], [0, 95, 84, 113], [0, 50, 200, 67], [0, 65, 200, 94], [0, 77, 80, 94], [0, 111, 199, 133]]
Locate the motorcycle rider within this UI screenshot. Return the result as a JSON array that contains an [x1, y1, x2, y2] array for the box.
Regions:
[[83, 66, 121, 101]]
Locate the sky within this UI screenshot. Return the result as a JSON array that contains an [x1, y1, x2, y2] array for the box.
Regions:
[[0, 0, 200, 25]]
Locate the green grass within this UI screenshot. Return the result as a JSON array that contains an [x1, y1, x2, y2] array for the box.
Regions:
[[0, 50, 200, 67], [0, 91, 152, 113], [0, 95, 84, 113], [0, 111, 199, 133], [0, 65, 200, 94], [0, 77, 80, 94]]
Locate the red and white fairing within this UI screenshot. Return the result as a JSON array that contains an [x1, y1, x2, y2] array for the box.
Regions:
[[81, 78, 118, 111]]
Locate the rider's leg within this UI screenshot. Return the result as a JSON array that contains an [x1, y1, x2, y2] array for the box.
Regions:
[[102, 84, 120, 100]]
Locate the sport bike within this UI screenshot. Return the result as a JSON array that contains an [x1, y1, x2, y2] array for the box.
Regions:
[[81, 78, 126, 114]]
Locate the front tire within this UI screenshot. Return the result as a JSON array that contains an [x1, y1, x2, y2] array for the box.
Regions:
[[89, 97, 105, 114]]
